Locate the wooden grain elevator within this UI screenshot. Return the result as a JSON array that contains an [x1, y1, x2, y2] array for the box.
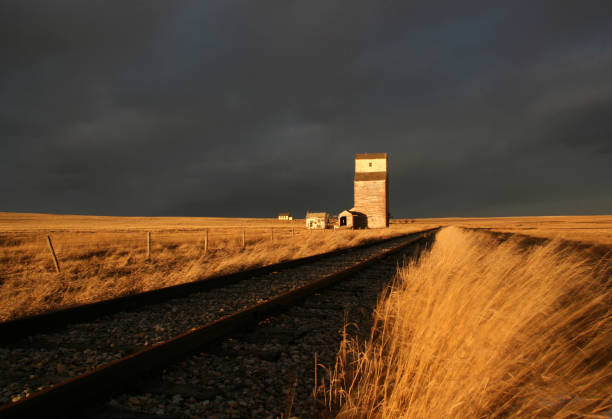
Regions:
[[353, 153, 388, 228]]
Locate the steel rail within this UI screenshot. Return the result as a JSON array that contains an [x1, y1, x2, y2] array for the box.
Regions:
[[0, 228, 438, 343], [0, 228, 438, 419]]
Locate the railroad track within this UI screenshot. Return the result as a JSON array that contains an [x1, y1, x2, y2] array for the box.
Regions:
[[0, 228, 438, 418], [0, 232, 435, 344]]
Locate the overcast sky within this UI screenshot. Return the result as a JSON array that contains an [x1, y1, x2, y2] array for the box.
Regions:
[[1, 1, 611, 218]]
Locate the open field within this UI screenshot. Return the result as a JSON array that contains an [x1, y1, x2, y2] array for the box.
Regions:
[[323, 226, 611, 417], [0, 212, 306, 232], [397, 214, 612, 246], [0, 212, 436, 322]]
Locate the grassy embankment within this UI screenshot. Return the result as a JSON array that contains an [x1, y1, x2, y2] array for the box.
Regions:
[[0, 212, 434, 322], [400, 214, 612, 246], [323, 226, 611, 418]]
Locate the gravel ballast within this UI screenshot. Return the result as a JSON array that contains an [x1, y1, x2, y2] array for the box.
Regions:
[[88, 241, 428, 418]]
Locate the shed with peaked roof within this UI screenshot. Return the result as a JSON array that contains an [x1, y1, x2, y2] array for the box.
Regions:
[[337, 209, 367, 229]]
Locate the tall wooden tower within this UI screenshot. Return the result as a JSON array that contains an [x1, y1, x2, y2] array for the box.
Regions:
[[353, 153, 388, 228]]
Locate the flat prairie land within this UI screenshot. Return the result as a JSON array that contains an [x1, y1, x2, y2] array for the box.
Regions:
[[0, 212, 435, 322], [0, 212, 305, 232], [397, 214, 612, 246]]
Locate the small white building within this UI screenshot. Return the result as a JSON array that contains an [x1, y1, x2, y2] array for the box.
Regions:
[[306, 212, 329, 229], [278, 213, 293, 221]]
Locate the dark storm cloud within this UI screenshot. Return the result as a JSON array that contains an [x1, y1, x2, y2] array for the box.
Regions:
[[546, 98, 612, 153], [1, 1, 611, 217]]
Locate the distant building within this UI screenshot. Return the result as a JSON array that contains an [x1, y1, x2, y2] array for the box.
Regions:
[[337, 209, 367, 229], [353, 153, 389, 228], [306, 212, 329, 229], [337, 153, 389, 229], [278, 213, 293, 221]]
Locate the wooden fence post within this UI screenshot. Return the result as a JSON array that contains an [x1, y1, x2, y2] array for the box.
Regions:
[[291, 228, 294, 237], [46, 235, 61, 273], [204, 229, 208, 254], [146, 231, 151, 261], [270, 228, 273, 240], [242, 229, 246, 249]]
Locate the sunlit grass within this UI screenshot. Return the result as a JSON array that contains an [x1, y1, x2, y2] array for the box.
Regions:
[[401, 214, 612, 246], [323, 226, 611, 418], [0, 213, 434, 322]]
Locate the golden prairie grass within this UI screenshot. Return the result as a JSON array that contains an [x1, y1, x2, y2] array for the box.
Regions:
[[399, 215, 612, 246], [323, 226, 611, 418], [0, 212, 434, 322]]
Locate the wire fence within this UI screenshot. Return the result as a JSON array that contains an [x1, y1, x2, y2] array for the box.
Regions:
[[0, 227, 351, 277]]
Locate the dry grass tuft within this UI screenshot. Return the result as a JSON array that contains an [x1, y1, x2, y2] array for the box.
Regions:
[[323, 226, 611, 418]]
